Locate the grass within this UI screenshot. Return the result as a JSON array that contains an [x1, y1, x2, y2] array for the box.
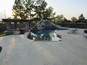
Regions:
[[0, 32, 13, 37], [0, 32, 6, 37]]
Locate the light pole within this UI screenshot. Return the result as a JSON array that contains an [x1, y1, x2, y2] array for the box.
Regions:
[[4, 10, 6, 19]]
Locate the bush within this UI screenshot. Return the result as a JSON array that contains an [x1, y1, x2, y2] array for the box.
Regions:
[[57, 34, 62, 39], [0, 46, 2, 52], [4, 31, 13, 35], [84, 30, 87, 33], [19, 29, 25, 34], [27, 33, 33, 40]]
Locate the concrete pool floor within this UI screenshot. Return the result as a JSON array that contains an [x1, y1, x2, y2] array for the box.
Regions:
[[0, 29, 87, 65]]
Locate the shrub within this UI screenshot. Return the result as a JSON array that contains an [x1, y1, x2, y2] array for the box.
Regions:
[[0, 46, 2, 52], [19, 29, 25, 34], [4, 31, 13, 35], [27, 33, 33, 40], [84, 30, 87, 33], [57, 34, 62, 39]]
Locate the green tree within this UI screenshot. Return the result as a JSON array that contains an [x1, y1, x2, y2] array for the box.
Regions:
[[33, 0, 47, 19], [12, 0, 55, 21], [12, 0, 34, 19], [78, 14, 85, 23], [42, 6, 55, 19], [53, 14, 64, 23], [71, 17, 77, 23]]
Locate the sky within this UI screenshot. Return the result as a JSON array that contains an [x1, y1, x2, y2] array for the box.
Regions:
[[0, 0, 14, 20], [0, 0, 87, 20], [46, 0, 87, 19]]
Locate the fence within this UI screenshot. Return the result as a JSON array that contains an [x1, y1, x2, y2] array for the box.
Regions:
[[57, 23, 87, 29], [0, 23, 87, 32], [0, 23, 6, 32]]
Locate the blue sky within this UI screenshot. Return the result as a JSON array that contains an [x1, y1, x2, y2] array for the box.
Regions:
[[0, 0, 87, 20], [46, 0, 87, 19]]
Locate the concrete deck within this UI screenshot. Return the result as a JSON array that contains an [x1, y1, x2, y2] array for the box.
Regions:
[[0, 29, 87, 65]]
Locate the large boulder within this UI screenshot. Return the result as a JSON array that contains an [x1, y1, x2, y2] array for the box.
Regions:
[[27, 19, 62, 41]]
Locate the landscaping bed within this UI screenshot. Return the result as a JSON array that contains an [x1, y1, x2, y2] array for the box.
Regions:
[[0, 32, 13, 37]]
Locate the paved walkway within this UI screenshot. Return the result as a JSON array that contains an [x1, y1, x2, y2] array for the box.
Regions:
[[0, 29, 87, 65]]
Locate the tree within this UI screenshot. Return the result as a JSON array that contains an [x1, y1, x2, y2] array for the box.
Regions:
[[12, 0, 55, 21], [53, 14, 64, 23], [78, 14, 85, 23], [32, 0, 47, 19], [12, 0, 34, 19], [71, 17, 77, 23], [12, 0, 23, 19], [40, 6, 56, 19], [33, 0, 55, 20]]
